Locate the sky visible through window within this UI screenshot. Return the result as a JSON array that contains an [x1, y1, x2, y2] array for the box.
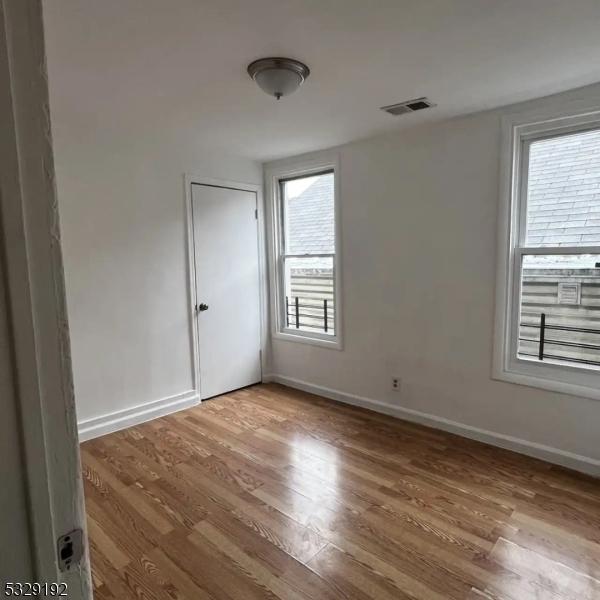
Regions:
[[285, 175, 317, 199]]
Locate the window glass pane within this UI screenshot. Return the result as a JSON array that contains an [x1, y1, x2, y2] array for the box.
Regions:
[[282, 172, 334, 254], [526, 128, 600, 247], [284, 256, 334, 335], [518, 253, 600, 369]]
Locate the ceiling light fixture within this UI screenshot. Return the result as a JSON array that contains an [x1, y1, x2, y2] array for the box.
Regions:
[[247, 57, 310, 100]]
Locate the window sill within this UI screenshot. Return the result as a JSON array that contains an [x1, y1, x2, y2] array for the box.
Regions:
[[273, 329, 343, 350], [492, 359, 600, 402]]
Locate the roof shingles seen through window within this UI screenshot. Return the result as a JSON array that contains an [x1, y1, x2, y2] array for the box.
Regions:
[[284, 173, 334, 255], [526, 129, 600, 247]]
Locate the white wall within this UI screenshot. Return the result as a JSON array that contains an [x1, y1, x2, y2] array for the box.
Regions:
[[266, 85, 600, 471], [48, 119, 261, 426]]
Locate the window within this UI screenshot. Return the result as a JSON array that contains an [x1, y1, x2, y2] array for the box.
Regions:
[[495, 109, 600, 399], [269, 160, 341, 348]]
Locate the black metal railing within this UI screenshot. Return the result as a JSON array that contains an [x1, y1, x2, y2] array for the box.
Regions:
[[286, 295, 333, 334], [519, 312, 600, 367]]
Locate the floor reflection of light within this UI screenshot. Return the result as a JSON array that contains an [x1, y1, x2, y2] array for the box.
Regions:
[[491, 537, 597, 599], [288, 436, 341, 518]]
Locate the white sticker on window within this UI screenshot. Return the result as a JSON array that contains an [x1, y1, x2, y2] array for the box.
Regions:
[[557, 282, 581, 305]]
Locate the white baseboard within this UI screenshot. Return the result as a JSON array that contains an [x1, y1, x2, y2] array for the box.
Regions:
[[78, 390, 200, 442], [269, 374, 600, 477]]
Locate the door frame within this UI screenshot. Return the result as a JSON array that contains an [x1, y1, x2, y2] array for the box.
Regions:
[[184, 174, 268, 400], [0, 0, 91, 593]]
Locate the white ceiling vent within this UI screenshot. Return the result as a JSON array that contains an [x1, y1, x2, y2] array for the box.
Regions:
[[380, 97, 436, 116]]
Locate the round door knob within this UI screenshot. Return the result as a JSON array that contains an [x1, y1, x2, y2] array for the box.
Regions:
[[198, 303, 209, 312]]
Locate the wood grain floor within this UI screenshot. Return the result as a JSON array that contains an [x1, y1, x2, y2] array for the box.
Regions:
[[81, 383, 600, 600]]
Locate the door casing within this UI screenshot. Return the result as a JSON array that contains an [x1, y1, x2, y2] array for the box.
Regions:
[[0, 0, 91, 593]]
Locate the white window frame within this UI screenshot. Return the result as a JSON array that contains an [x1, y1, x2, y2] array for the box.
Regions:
[[493, 103, 600, 401], [266, 154, 342, 349]]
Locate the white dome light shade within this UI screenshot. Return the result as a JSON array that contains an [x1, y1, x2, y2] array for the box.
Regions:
[[254, 68, 302, 98], [247, 58, 310, 100]]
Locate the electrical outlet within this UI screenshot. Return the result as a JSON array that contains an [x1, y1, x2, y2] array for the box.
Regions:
[[391, 377, 401, 392]]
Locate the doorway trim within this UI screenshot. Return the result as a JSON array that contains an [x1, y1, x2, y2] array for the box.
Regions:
[[184, 174, 268, 400], [0, 0, 91, 593]]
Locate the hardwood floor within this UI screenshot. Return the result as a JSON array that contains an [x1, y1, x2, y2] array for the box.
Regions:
[[81, 383, 600, 600]]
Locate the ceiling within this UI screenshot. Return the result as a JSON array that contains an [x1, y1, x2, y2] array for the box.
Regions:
[[43, 0, 600, 162]]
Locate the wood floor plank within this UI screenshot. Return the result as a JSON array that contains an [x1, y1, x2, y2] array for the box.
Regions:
[[130, 476, 208, 531], [145, 547, 216, 600], [307, 543, 424, 600], [160, 529, 283, 600], [118, 560, 179, 600], [84, 452, 174, 535], [490, 537, 600, 600], [366, 485, 498, 550], [506, 510, 600, 578], [313, 508, 480, 599], [190, 522, 311, 600], [250, 479, 357, 534], [86, 514, 130, 571], [98, 436, 164, 481], [134, 554, 190, 600], [192, 453, 265, 493], [180, 413, 289, 468], [91, 584, 117, 600], [82, 383, 600, 599], [85, 494, 160, 562]]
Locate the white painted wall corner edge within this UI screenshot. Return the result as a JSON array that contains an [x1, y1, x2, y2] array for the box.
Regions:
[[263, 374, 600, 477], [78, 391, 199, 442]]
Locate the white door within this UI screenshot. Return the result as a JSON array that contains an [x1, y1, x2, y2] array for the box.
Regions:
[[191, 183, 262, 399]]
